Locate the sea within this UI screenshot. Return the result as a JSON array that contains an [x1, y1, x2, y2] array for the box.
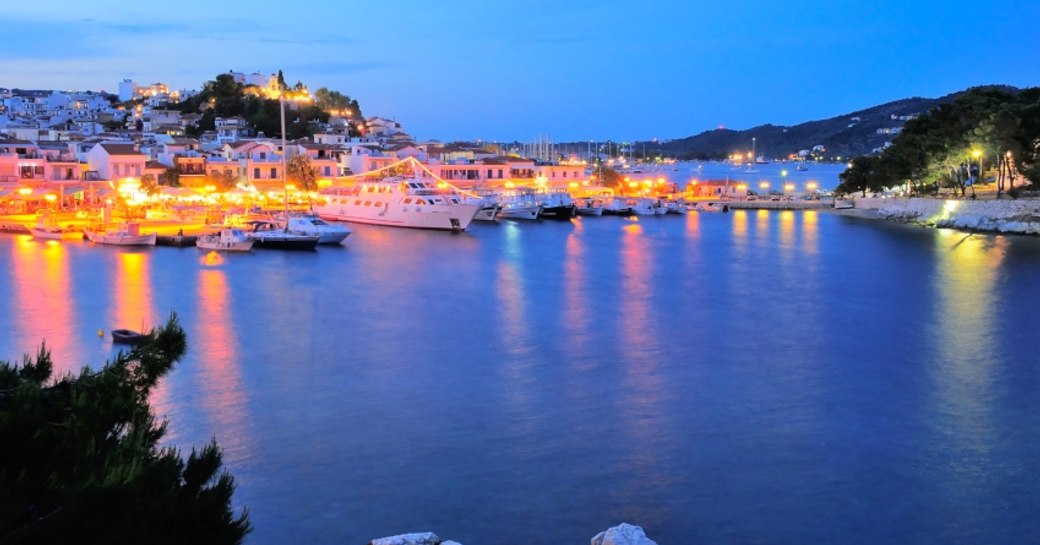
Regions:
[[3, 162, 1040, 545]]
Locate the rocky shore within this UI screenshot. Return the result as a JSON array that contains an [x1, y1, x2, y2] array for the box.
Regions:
[[843, 196, 1040, 235], [367, 523, 658, 545]]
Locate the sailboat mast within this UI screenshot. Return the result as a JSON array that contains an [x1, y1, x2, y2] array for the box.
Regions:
[[280, 94, 288, 231]]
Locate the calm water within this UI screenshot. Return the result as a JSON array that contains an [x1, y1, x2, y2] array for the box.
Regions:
[[3, 209, 1040, 545]]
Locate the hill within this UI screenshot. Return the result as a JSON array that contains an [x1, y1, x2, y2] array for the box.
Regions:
[[643, 87, 1018, 160]]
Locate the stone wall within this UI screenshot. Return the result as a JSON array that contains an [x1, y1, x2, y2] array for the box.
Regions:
[[852, 197, 1040, 234]]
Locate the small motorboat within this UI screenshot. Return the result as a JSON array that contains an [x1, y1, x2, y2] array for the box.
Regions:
[[111, 328, 147, 345], [197, 228, 255, 252]]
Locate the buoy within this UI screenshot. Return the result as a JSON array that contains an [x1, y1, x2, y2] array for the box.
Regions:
[[98, 328, 104, 337]]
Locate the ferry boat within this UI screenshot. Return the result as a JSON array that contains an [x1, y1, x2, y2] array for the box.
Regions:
[[315, 159, 481, 231]]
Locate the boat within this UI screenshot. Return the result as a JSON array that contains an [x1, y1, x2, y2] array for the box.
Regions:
[[29, 217, 81, 241], [665, 198, 687, 215], [536, 191, 576, 220], [462, 194, 502, 222], [156, 233, 198, 247], [629, 198, 657, 216], [111, 328, 147, 345], [575, 197, 605, 217], [84, 223, 157, 246], [795, 161, 810, 171], [245, 220, 319, 250], [602, 197, 632, 216], [285, 215, 352, 245], [652, 198, 669, 215], [196, 228, 255, 252], [315, 158, 482, 231], [695, 202, 729, 212], [496, 190, 542, 220]]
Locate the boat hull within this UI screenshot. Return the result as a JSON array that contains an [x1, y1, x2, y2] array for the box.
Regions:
[[249, 234, 319, 250], [85, 231, 157, 246], [315, 203, 481, 231], [539, 205, 576, 220], [30, 227, 81, 241]]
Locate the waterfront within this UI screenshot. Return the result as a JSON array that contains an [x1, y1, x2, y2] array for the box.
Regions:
[[2, 210, 1040, 544]]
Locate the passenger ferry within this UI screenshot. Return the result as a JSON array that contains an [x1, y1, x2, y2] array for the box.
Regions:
[[315, 159, 482, 231]]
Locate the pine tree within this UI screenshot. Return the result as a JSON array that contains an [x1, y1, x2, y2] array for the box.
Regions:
[[0, 314, 250, 545]]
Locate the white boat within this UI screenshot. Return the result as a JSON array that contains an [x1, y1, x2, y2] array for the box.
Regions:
[[285, 215, 352, 245], [196, 228, 254, 252], [834, 199, 854, 210], [315, 158, 481, 231], [496, 192, 542, 221], [463, 195, 502, 222], [629, 198, 657, 216], [652, 198, 669, 215], [30, 218, 81, 241], [695, 202, 729, 212], [665, 198, 687, 215], [575, 197, 605, 217], [602, 197, 632, 216], [245, 220, 320, 250], [84, 223, 156, 246]]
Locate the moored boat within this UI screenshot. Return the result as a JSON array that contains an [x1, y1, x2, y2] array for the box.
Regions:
[[245, 220, 319, 250], [602, 197, 632, 216], [285, 215, 352, 245], [575, 197, 605, 216], [30, 223, 81, 241], [111, 328, 147, 345], [197, 228, 255, 252], [84, 223, 157, 246], [315, 158, 481, 231]]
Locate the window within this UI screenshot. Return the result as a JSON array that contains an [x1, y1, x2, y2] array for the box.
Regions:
[[270, 167, 277, 179], [113, 164, 120, 176], [324, 166, 331, 176], [487, 169, 493, 178], [254, 168, 260, 179], [403, 198, 412, 204], [354, 200, 361, 206]]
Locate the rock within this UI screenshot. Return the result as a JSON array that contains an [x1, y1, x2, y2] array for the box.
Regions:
[[591, 523, 658, 545], [369, 532, 440, 545]]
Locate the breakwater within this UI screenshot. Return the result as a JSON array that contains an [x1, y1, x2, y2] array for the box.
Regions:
[[853, 196, 1040, 235]]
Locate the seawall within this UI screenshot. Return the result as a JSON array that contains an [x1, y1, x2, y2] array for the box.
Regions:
[[852, 197, 1040, 235]]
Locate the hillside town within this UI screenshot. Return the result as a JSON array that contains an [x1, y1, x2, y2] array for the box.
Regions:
[[0, 71, 600, 218]]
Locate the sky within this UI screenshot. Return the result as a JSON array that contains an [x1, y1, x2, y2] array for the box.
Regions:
[[2, 0, 1039, 142]]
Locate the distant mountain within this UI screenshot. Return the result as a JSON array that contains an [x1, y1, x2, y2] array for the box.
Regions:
[[645, 87, 1018, 160]]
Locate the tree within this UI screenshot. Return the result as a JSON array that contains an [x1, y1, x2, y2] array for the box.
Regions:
[[286, 154, 318, 191], [210, 170, 239, 192], [0, 314, 250, 545], [159, 167, 181, 187], [139, 173, 160, 196]]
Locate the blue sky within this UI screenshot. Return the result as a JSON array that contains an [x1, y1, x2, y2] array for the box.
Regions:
[[2, 1, 1038, 142]]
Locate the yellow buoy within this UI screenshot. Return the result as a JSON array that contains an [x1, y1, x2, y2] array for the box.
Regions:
[[98, 328, 104, 337]]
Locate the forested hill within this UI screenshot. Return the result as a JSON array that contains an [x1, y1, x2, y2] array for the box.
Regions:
[[648, 87, 1017, 160]]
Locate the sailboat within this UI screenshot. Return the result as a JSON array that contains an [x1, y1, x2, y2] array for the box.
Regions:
[[795, 158, 810, 171], [745, 137, 759, 173]]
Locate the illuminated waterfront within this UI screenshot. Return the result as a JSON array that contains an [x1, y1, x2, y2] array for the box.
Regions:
[[2, 210, 1039, 544]]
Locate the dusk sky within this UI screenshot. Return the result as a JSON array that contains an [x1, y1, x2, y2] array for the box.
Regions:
[[3, 1, 1038, 142]]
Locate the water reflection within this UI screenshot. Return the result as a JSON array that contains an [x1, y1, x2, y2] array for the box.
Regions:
[[779, 210, 795, 258], [562, 227, 592, 361], [194, 267, 254, 459], [110, 251, 155, 334], [8, 236, 81, 369], [929, 231, 1008, 504], [617, 223, 667, 484], [802, 210, 819, 256]]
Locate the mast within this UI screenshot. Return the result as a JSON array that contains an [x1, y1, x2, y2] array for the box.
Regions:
[[280, 93, 289, 231]]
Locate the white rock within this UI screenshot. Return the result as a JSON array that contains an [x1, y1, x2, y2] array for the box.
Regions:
[[591, 523, 658, 545], [369, 532, 440, 545]]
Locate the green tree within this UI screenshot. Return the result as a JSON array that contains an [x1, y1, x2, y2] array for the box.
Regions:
[[286, 153, 318, 191], [210, 170, 239, 192], [159, 167, 181, 187], [139, 173, 160, 196], [0, 314, 250, 545]]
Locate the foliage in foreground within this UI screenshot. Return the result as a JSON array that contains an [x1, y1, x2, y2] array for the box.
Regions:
[[0, 314, 250, 545]]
